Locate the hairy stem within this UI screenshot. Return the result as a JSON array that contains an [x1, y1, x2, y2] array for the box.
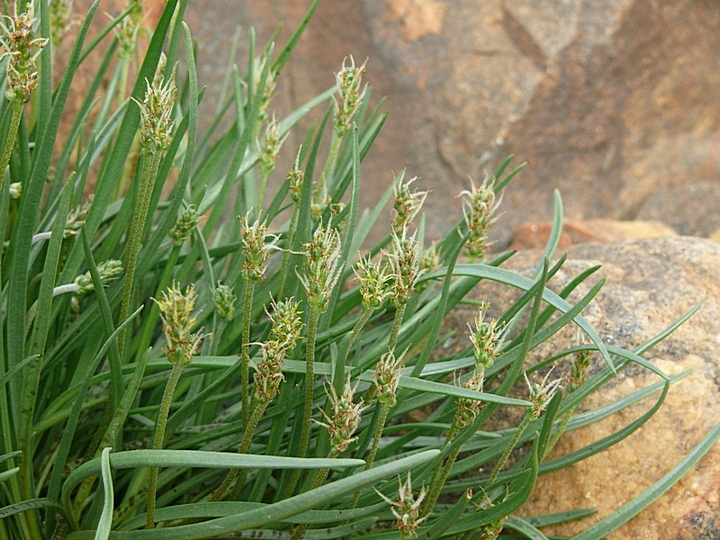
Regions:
[[282, 305, 321, 498], [210, 400, 268, 502], [241, 281, 256, 428], [487, 411, 533, 487], [315, 131, 341, 201], [147, 362, 184, 529], [118, 150, 162, 361], [388, 303, 406, 353]]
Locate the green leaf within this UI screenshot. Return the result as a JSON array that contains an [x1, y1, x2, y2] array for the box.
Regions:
[[95, 447, 114, 540]]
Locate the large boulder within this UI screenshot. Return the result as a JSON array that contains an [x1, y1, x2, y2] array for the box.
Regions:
[[449, 236, 720, 538], [178, 0, 720, 243]]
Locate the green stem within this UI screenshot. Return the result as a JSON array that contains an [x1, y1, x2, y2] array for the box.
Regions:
[[210, 399, 268, 502], [388, 303, 406, 353], [118, 150, 162, 361], [315, 132, 341, 201], [256, 170, 269, 216], [486, 411, 533, 487], [349, 400, 390, 509], [146, 362, 184, 529], [420, 424, 458, 516], [282, 304, 322, 498], [277, 203, 300, 298], [241, 280, 256, 428], [544, 405, 575, 458], [0, 100, 23, 191], [290, 465, 332, 540]]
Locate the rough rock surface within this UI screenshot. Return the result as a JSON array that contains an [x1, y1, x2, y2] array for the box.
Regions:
[[177, 0, 720, 243], [448, 236, 720, 539]]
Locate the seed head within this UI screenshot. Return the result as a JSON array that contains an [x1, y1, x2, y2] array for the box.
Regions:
[[0, 3, 48, 103], [116, 0, 144, 60], [375, 473, 428, 538], [252, 340, 287, 404], [568, 348, 592, 393], [239, 213, 280, 282], [373, 350, 405, 407], [316, 376, 367, 456], [169, 204, 201, 245], [64, 196, 94, 238], [155, 282, 206, 367], [253, 54, 277, 126], [392, 173, 427, 235], [49, 0, 73, 48], [524, 369, 563, 418], [297, 221, 343, 311], [354, 254, 390, 311], [74, 259, 123, 296], [386, 230, 424, 307], [213, 282, 237, 321], [258, 113, 286, 177], [460, 176, 501, 261], [468, 308, 506, 372], [266, 296, 303, 353], [287, 147, 305, 203], [332, 56, 367, 135], [136, 73, 176, 155]]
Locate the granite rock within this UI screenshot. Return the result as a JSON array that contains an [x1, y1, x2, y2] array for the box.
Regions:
[[449, 236, 720, 538], [177, 0, 720, 243]]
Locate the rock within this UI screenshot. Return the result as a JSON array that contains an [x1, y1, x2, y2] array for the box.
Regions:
[[636, 182, 720, 238], [510, 218, 677, 250], [450, 236, 720, 538], [177, 0, 720, 244]]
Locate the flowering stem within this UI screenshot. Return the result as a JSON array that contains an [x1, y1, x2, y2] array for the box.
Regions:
[[388, 303, 406, 352], [241, 281, 256, 428], [277, 204, 299, 297], [0, 100, 23, 192], [118, 150, 162, 360], [545, 405, 575, 458], [210, 399, 268, 502], [257, 170, 270, 215], [349, 400, 390, 509], [486, 410, 533, 487], [282, 304, 321, 498], [147, 362, 184, 529], [315, 131, 341, 200]]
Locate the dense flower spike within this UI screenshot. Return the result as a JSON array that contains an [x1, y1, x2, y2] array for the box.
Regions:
[[213, 283, 237, 321], [239, 213, 280, 282], [392, 173, 428, 235], [253, 54, 277, 126], [374, 350, 405, 407], [259, 113, 285, 177], [73, 259, 123, 296], [468, 308, 506, 371], [298, 221, 343, 311], [460, 176, 502, 260], [252, 340, 287, 404], [49, 0, 73, 47], [266, 297, 303, 351], [386, 229, 424, 307], [525, 369, 563, 418], [64, 196, 94, 238], [332, 56, 367, 135], [568, 348, 592, 393], [0, 3, 48, 103], [287, 148, 305, 203], [169, 204, 201, 245], [136, 73, 177, 155], [316, 377, 367, 455], [355, 254, 391, 311], [376, 473, 428, 538], [155, 283, 206, 367], [116, 0, 144, 60]]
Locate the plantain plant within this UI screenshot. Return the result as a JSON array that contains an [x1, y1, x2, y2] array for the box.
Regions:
[[1, 1, 718, 539]]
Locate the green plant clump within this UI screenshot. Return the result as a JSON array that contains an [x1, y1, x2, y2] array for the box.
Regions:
[[1, 2, 718, 539]]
